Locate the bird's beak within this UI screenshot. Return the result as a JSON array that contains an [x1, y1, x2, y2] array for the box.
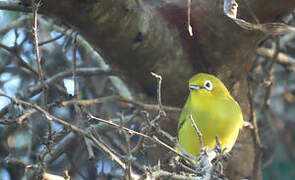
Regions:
[[189, 84, 202, 91]]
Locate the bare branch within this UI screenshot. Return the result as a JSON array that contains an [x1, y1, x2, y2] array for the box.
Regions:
[[0, 2, 33, 13], [88, 113, 150, 139], [150, 72, 164, 114], [32, 0, 52, 146], [38, 29, 68, 46], [0, 43, 39, 77], [119, 96, 180, 112], [27, 67, 112, 97], [256, 47, 295, 66], [0, 92, 127, 170]]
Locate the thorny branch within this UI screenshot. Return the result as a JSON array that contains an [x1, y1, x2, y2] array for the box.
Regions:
[[0, 92, 127, 171], [32, 0, 53, 149], [14, 95, 180, 125], [32, 1, 45, 92], [119, 113, 133, 180], [0, 89, 203, 179]]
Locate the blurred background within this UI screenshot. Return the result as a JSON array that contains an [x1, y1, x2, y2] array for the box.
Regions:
[[0, 0, 295, 180]]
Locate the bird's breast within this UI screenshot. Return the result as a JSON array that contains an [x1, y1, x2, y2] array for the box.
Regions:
[[190, 94, 242, 135]]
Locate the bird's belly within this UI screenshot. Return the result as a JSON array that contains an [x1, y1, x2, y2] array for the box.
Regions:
[[200, 117, 240, 152], [196, 108, 241, 149], [178, 109, 241, 155]]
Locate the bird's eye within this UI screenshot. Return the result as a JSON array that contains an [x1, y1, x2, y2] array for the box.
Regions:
[[204, 80, 213, 91]]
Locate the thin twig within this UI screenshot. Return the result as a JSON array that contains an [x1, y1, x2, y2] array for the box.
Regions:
[[150, 72, 167, 131], [28, 67, 112, 97], [247, 77, 262, 148], [18, 109, 36, 124], [61, 96, 118, 106], [32, 1, 53, 150], [173, 159, 197, 174], [265, 37, 281, 76], [119, 96, 180, 112], [141, 110, 197, 165], [150, 72, 164, 113], [248, 69, 264, 180], [187, 0, 193, 36], [130, 135, 144, 155], [32, 1, 52, 148], [16, 95, 179, 125], [87, 112, 191, 162], [151, 135, 185, 159], [43, 172, 70, 180], [43, 131, 76, 164], [72, 33, 79, 98], [43, 115, 137, 164], [32, 1, 47, 100], [72, 33, 95, 160], [214, 136, 222, 153], [88, 113, 151, 139], [119, 114, 133, 180], [38, 16, 109, 70], [0, 43, 39, 77], [4, 156, 39, 169], [175, 143, 197, 165], [261, 108, 278, 169], [189, 115, 203, 150], [84, 136, 95, 160], [39, 29, 68, 46]]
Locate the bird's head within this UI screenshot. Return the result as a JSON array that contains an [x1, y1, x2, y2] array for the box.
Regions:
[[188, 73, 230, 97]]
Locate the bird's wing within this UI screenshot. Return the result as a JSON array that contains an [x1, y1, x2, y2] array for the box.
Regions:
[[177, 103, 191, 136]]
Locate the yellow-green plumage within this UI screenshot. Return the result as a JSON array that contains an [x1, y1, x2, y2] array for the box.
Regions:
[[177, 73, 243, 156]]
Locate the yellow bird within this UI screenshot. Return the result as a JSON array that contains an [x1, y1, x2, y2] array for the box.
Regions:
[[177, 73, 243, 156]]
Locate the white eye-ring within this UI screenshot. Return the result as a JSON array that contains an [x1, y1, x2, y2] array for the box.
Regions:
[[204, 80, 213, 91]]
